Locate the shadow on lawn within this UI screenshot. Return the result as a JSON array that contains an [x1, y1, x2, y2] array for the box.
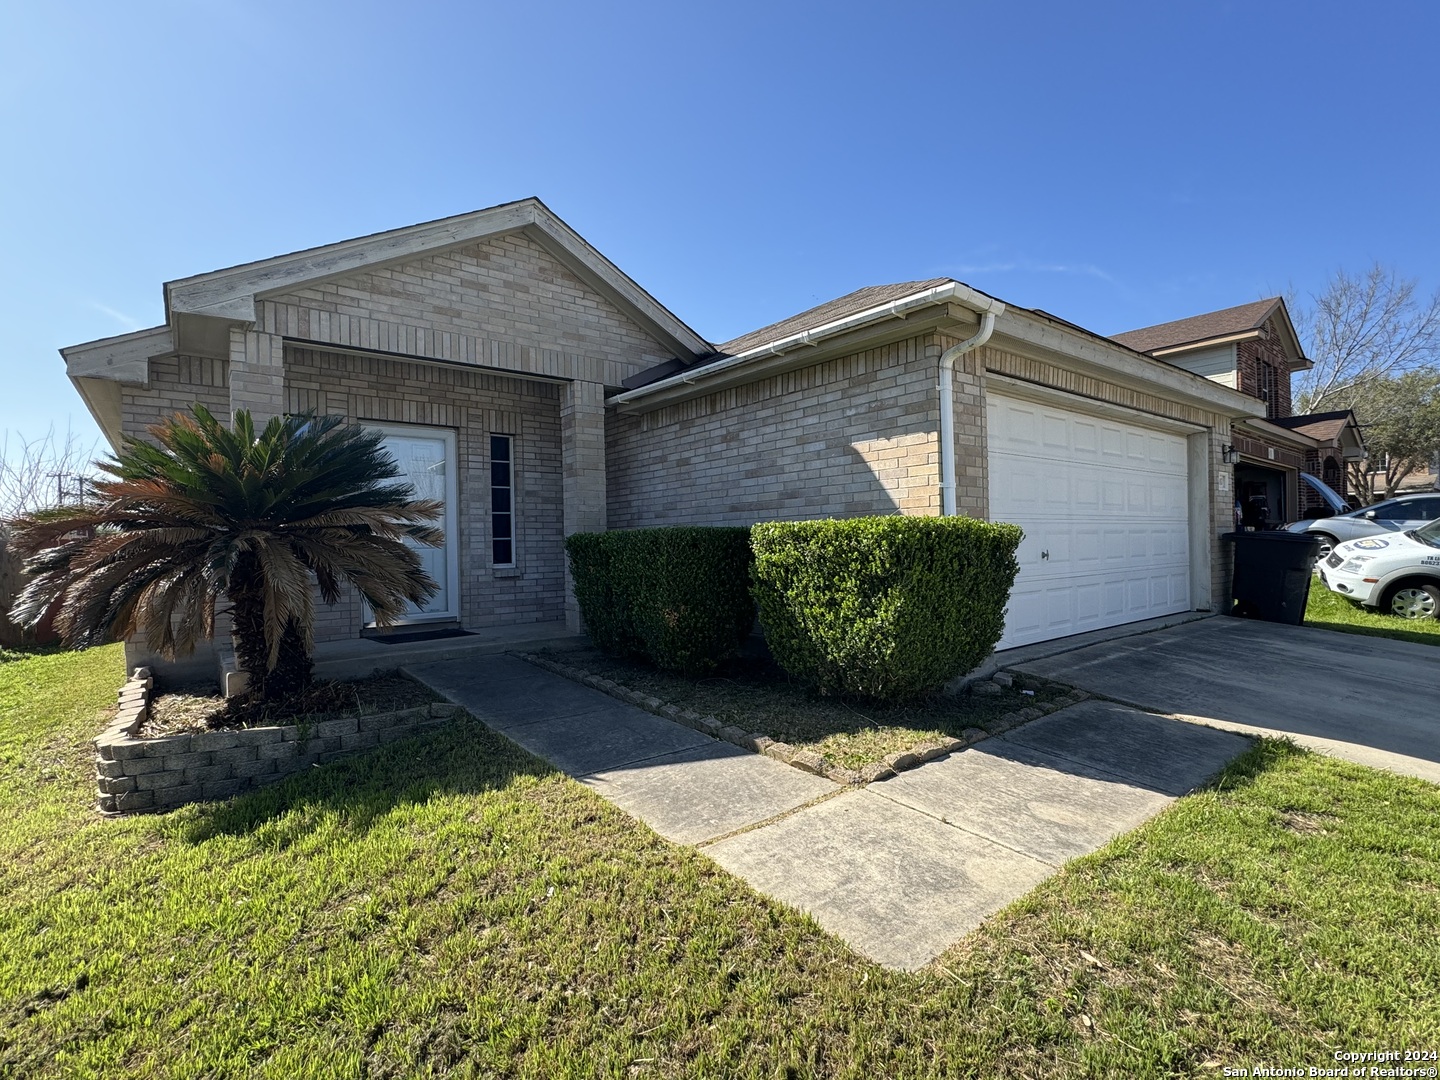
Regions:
[[179, 717, 555, 848]]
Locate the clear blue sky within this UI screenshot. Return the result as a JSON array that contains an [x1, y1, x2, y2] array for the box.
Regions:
[[3, 0, 1437, 455]]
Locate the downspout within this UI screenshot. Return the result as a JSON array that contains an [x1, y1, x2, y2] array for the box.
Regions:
[[938, 302, 1005, 515]]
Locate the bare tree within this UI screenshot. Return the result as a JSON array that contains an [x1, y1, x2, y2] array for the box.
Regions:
[[1344, 369, 1440, 503], [0, 425, 100, 523], [1291, 264, 1440, 414]]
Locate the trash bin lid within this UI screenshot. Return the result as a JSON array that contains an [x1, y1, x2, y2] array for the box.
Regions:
[[1222, 531, 1321, 544]]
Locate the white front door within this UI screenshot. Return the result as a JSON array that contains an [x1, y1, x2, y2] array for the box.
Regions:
[[369, 425, 458, 624], [987, 392, 1192, 649]]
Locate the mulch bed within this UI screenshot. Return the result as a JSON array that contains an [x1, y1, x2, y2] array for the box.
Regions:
[[144, 671, 439, 735]]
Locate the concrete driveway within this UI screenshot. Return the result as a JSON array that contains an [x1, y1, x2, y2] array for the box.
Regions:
[[1010, 616, 1440, 784]]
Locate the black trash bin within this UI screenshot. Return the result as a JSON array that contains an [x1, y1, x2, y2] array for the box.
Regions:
[[1223, 531, 1322, 624]]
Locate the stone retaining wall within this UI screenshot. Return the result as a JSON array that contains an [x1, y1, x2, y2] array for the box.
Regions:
[[95, 667, 465, 814]]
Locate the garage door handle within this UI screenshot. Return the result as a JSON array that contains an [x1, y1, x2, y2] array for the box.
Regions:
[[1041, 550, 1050, 560]]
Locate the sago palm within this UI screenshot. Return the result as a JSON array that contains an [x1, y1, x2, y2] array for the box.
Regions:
[[10, 406, 443, 701]]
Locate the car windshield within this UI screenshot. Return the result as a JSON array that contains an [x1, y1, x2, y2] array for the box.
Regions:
[[1415, 520, 1440, 548]]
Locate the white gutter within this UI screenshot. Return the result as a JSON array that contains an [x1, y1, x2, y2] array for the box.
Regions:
[[938, 299, 1005, 515], [608, 280, 1002, 405]]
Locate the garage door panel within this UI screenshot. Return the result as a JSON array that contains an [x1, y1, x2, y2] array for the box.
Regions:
[[989, 391, 1192, 649]]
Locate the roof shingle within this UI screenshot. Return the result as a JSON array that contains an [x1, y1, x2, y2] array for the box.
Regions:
[[1111, 297, 1282, 354]]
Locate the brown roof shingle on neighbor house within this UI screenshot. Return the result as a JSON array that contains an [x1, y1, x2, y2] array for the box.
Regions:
[[1272, 410, 1356, 443], [1111, 297, 1283, 354]]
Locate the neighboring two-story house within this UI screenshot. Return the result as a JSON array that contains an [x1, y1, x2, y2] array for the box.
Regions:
[[1113, 298, 1366, 524]]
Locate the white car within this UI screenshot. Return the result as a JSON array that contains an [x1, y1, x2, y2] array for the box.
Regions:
[[1317, 519, 1440, 620]]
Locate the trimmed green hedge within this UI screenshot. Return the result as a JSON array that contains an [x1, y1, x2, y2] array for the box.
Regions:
[[564, 527, 755, 674], [750, 516, 1022, 701]]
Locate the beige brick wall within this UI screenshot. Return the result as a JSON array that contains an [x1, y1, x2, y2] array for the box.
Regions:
[[120, 355, 232, 682], [259, 231, 673, 388], [120, 355, 230, 434], [284, 347, 566, 641], [607, 333, 983, 528]]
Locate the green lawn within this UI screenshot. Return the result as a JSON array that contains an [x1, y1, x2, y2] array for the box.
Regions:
[[1305, 581, 1440, 645], [2, 646, 1438, 1077]]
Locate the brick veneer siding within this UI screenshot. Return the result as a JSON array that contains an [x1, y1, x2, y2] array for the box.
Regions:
[[606, 333, 982, 528], [120, 357, 232, 682], [259, 231, 673, 389], [1235, 316, 1294, 421], [283, 347, 566, 642], [120, 354, 229, 433]]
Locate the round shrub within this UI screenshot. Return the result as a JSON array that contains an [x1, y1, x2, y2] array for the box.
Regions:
[[750, 516, 1022, 701]]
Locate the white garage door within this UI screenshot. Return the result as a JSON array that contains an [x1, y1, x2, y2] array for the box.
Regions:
[[988, 391, 1191, 649]]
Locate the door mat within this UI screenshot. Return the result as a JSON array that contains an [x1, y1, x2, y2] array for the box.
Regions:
[[367, 628, 475, 645]]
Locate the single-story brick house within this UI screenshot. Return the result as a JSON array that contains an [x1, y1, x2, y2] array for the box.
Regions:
[[63, 198, 1269, 678], [1112, 297, 1366, 523]]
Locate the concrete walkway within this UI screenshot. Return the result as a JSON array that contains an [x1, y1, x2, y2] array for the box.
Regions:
[[1011, 616, 1440, 785], [407, 655, 1250, 970]]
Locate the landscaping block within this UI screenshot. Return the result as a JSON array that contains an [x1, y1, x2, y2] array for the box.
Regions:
[[883, 751, 919, 772], [107, 740, 150, 762], [340, 731, 379, 752], [210, 746, 259, 768], [95, 758, 126, 779], [141, 735, 193, 757], [201, 779, 248, 801], [234, 727, 284, 747], [121, 756, 167, 776], [258, 741, 301, 762], [162, 751, 214, 773], [100, 775, 137, 795], [136, 770, 187, 791], [189, 731, 241, 752], [114, 790, 155, 812], [230, 758, 278, 780], [182, 765, 231, 785], [313, 718, 358, 739], [789, 750, 828, 775]]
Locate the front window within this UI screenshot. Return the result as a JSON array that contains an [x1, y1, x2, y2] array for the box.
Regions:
[[490, 434, 515, 567], [1415, 520, 1440, 548]]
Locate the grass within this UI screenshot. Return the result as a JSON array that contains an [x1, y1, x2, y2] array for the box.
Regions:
[[537, 645, 1071, 769], [2, 645, 1439, 1077], [1305, 582, 1440, 646]]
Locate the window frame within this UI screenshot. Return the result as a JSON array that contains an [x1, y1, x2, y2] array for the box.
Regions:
[[489, 433, 516, 569]]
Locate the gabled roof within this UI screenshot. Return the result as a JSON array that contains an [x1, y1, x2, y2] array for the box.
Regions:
[[1273, 409, 1361, 443], [164, 197, 710, 361], [1113, 297, 1288, 355], [716, 280, 953, 356]]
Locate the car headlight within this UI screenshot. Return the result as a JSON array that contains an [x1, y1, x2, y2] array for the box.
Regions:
[[1339, 556, 1376, 573]]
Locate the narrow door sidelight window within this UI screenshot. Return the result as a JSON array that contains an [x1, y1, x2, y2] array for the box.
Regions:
[[490, 435, 515, 567]]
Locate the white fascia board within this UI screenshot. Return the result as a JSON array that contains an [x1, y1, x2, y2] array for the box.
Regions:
[[608, 281, 1004, 408], [995, 310, 1267, 420], [61, 325, 171, 384], [163, 198, 710, 361]]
